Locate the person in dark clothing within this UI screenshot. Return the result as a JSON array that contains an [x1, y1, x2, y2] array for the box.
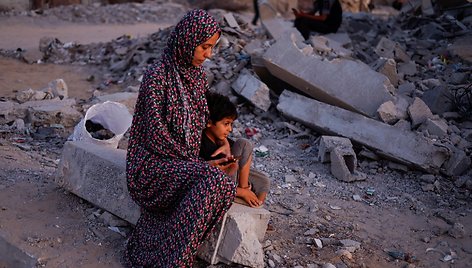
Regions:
[[293, 0, 343, 40], [252, 0, 260, 25]]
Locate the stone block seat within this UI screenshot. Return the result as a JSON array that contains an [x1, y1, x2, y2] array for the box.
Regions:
[[56, 141, 270, 268]]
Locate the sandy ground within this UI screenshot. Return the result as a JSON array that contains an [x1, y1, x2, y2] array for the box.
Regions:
[[0, 6, 471, 268]]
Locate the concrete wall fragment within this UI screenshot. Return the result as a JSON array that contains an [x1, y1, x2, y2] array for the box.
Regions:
[[56, 141, 141, 224], [232, 72, 271, 111], [277, 90, 449, 173], [263, 34, 395, 117]]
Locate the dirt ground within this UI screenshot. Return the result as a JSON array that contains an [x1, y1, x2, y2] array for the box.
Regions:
[[0, 3, 471, 268]]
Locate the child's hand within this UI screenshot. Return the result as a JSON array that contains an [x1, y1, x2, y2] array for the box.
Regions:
[[211, 138, 231, 158], [208, 157, 238, 175]]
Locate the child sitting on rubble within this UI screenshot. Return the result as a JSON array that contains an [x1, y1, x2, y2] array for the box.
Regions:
[[199, 91, 270, 208]]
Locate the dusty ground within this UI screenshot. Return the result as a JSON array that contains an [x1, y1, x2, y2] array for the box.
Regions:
[[1, 2, 471, 268]]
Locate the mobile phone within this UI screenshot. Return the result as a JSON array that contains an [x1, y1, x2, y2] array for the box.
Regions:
[[221, 155, 241, 166]]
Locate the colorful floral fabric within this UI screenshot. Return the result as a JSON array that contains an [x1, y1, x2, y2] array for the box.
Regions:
[[124, 9, 236, 267]]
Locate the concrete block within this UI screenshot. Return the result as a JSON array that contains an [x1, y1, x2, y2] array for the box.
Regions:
[[408, 97, 434, 127], [56, 141, 141, 224], [330, 147, 363, 182], [374, 37, 410, 63], [323, 33, 352, 47], [443, 148, 471, 176], [223, 12, 240, 29], [197, 203, 270, 268], [309, 35, 353, 57], [263, 35, 395, 117], [398, 82, 416, 95], [398, 61, 417, 76], [57, 141, 270, 268], [19, 98, 82, 127], [277, 90, 450, 173], [394, 119, 412, 131], [0, 100, 24, 125], [372, 57, 399, 87], [0, 236, 37, 268], [0, 0, 29, 11], [377, 100, 400, 124], [421, 85, 453, 114], [262, 18, 303, 41], [419, 118, 449, 138], [232, 72, 271, 112], [318, 136, 354, 163], [95, 92, 138, 114]]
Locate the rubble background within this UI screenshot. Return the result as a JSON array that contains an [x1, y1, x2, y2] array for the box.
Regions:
[[0, 0, 471, 267]]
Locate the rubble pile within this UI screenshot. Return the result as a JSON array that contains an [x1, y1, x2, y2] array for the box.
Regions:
[[1, 0, 187, 24], [0, 1, 471, 267]]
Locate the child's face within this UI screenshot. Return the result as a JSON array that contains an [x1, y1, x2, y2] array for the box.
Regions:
[[206, 117, 234, 142]]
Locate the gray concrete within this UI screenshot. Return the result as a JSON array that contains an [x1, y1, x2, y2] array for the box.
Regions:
[[0, 236, 37, 268], [419, 118, 449, 138], [318, 136, 354, 163], [277, 90, 450, 173], [0, 100, 22, 125], [94, 92, 138, 114], [374, 37, 410, 63], [261, 18, 302, 40], [198, 204, 270, 268], [330, 147, 364, 182], [19, 98, 82, 127], [0, 0, 29, 11], [57, 141, 270, 268], [408, 97, 434, 127], [232, 72, 271, 112], [263, 34, 395, 117], [56, 141, 141, 224]]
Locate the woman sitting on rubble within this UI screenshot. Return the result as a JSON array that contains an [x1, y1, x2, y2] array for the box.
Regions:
[[123, 9, 237, 267]]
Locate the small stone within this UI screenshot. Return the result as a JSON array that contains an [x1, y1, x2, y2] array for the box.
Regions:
[[322, 263, 336, 268], [304, 229, 318, 236], [268, 259, 276, 268], [448, 222, 466, 238], [272, 253, 282, 263], [336, 249, 353, 260]]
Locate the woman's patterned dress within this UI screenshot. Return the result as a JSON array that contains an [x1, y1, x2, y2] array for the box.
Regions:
[[123, 9, 236, 267]]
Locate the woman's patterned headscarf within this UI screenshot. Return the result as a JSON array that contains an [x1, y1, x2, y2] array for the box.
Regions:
[[127, 9, 221, 163]]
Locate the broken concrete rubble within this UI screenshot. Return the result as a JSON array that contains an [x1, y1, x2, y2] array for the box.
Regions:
[[198, 204, 270, 268], [318, 136, 355, 163], [19, 98, 82, 128], [263, 33, 396, 117], [408, 97, 434, 128], [57, 141, 269, 268], [371, 57, 399, 87], [56, 141, 140, 224], [231, 71, 272, 112], [277, 90, 450, 173]]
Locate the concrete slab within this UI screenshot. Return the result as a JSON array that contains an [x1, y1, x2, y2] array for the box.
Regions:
[[277, 90, 450, 173], [0, 236, 37, 268], [56, 141, 140, 224], [263, 34, 395, 117], [232, 72, 271, 112], [57, 141, 270, 267], [198, 204, 270, 268]]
